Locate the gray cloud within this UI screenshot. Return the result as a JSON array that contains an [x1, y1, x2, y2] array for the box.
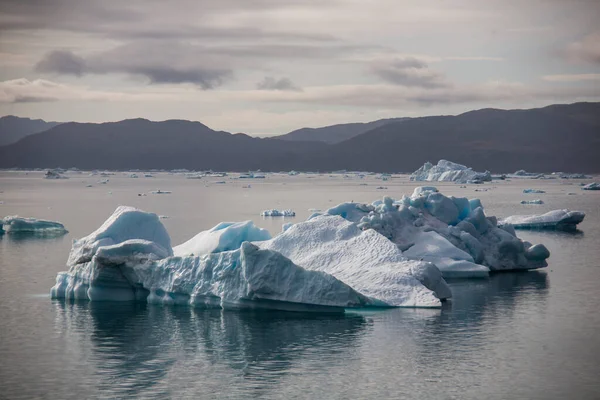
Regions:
[[370, 58, 448, 88], [257, 77, 302, 91], [35, 50, 87, 76]]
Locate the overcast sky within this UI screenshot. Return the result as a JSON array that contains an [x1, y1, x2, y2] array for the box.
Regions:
[[1, 0, 599, 135]]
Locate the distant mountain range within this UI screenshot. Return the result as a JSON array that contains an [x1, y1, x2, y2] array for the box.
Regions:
[[1, 102, 599, 173], [0, 116, 61, 146], [274, 118, 409, 144]]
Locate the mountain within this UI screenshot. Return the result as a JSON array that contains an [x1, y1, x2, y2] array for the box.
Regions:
[[0, 118, 319, 171], [0, 116, 62, 146], [309, 102, 600, 173], [275, 118, 408, 144], [0, 102, 598, 172]]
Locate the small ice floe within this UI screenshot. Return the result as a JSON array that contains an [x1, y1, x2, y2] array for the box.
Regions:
[[376, 186, 388, 190], [98, 179, 109, 184], [2, 216, 68, 235], [212, 181, 226, 184], [150, 190, 172, 194], [581, 182, 600, 191], [159, 215, 169, 219], [144, 174, 154, 178], [520, 199, 544, 205], [523, 189, 545, 194], [261, 209, 296, 217], [500, 210, 585, 231], [129, 173, 139, 178]]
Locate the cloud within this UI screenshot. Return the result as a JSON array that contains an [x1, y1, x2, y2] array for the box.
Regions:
[[35, 50, 87, 76], [542, 74, 600, 82], [0, 78, 170, 103], [370, 57, 449, 88], [256, 76, 302, 91], [564, 32, 600, 65]]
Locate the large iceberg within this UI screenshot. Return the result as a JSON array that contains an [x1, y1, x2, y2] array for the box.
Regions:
[[410, 160, 491, 183], [51, 207, 389, 312], [500, 210, 585, 231], [317, 187, 549, 276], [2, 216, 68, 235]]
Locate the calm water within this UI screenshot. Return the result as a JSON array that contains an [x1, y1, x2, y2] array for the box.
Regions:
[[1, 171, 600, 399]]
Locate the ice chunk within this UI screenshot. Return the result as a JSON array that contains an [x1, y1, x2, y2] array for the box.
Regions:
[[520, 199, 544, 204], [259, 215, 451, 307], [410, 160, 491, 183], [500, 209, 585, 231], [44, 169, 68, 179], [581, 182, 600, 190], [174, 221, 271, 257], [67, 206, 172, 267], [150, 189, 172, 194], [260, 209, 296, 217], [2, 216, 67, 234], [322, 188, 549, 273], [523, 189, 546, 194]]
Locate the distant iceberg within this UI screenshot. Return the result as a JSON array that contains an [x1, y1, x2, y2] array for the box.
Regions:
[[500, 210, 585, 231], [261, 209, 296, 217], [410, 160, 491, 183], [44, 169, 68, 180], [523, 189, 545, 194], [509, 170, 543, 179], [2, 216, 67, 235], [581, 182, 600, 191], [520, 199, 544, 204]]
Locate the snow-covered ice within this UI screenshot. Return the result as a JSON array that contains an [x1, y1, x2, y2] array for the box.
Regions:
[[2, 216, 67, 234], [500, 210, 585, 231], [410, 160, 491, 183], [259, 215, 451, 306], [261, 209, 296, 217], [174, 221, 271, 257]]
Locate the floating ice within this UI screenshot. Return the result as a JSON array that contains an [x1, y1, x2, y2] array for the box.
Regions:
[[150, 189, 172, 194], [523, 189, 546, 194], [556, 173, 591, 179], [582, 182, 600, 191], [2, 216, 67, 234], [259, 214, 451, 306], [500, 210, 585, 231], [51, 207, 372, 312], [520, 199, 544, 204], [322, 189, 549, 274], [261, 209, 296, 217], [174, 221, 271, 257], [509, 170, 543, 178], [44, 169, 68, 180], [129, 173, 139, 178], [410, 160, 491, 183]]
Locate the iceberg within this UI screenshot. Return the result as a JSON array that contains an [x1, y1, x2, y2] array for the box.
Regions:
[[259, 215, 451, 306], [520, 199, 544, 204], [582, 182, 600, 191], [44, 169, 68, 179], [509, 170, 543, 178], [523, 189, 545, 194], [51, 207, 378, 312], [174, 221, 271, 257], [322, 188, 549, 274], [500, 210, 585, 231], [410, 160, 491, 183], [2, 216, 67, 235], [261, 209, 296, 217]]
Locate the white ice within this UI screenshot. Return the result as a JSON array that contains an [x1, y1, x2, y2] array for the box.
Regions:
[[521, 199, 544, 204], [2, 216, 68, 234], [582, 182, 600, 190], [174, 221, 271, 257], [261, 209, 296, 217], [44, 169, 68, 180], [500, 209, 585, 231], [410, 160, 491, 183], [259, 214, 451, 307]]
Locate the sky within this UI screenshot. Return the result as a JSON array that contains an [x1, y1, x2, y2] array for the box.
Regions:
[[0, 0, 599, 136]]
